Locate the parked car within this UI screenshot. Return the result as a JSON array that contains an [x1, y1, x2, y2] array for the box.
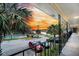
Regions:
[[47, 37, 59, 43], [32, 34, 39, 38], [39, 41, 50, 49], [29, 41, 43, 53], [46, 38, 53, 42]]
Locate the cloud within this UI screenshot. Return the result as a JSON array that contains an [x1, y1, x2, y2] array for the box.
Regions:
[[18, 3, 58, 30]]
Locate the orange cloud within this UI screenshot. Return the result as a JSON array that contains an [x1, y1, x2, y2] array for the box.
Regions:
[[26, 7, 58, 30]]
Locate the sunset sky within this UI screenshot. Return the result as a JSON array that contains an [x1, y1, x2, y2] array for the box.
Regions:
[[18, 4, 58, 30], [27, 7, 58, 30]]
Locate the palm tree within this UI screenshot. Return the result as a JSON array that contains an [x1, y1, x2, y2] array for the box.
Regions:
[[47, 24, 59, 37], [0, 3, 32, 55]]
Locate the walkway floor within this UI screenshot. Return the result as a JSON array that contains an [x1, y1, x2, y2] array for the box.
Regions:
[[61, 33, 79, 56]]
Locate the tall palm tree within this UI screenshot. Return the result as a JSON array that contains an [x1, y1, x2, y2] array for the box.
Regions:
[[47, 24, 59, 37], [0, 3, 32, 55]]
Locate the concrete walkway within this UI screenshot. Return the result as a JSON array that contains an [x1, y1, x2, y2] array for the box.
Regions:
[[61, 33, 79, 56]]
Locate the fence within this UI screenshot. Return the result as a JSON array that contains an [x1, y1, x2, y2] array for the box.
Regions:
[[9, 33, 69, 56]]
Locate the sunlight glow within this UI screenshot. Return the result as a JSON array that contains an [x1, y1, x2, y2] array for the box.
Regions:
[[26, 7, 58, 30]]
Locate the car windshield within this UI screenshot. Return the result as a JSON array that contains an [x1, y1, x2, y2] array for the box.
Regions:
[[32, 41, 40, 45], [45, 42, 49, 45], [32, 41, 37, 44], [35, 43, 40, 45]]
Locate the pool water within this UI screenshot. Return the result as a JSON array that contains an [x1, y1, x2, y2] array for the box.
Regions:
[[3, 34, 27, 39]]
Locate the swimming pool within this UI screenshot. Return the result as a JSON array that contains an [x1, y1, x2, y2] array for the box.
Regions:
[[3, 34, 27, 39]]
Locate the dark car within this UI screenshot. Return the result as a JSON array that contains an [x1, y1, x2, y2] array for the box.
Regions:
[[46, 38, 53, 42], [29, 41, 43, 53], [54, 37, 59, 43], [47, 37, 59, 43], [38, 41, 50, 49]]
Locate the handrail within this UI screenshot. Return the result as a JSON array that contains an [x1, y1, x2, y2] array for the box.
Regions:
[[10, 48, 30, 56]]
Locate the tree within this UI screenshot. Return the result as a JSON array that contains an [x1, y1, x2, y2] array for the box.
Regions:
[[0, 3, 32, 55], [47, 24, 59, 37]]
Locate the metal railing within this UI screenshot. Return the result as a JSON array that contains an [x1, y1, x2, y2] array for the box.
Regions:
[[10, 48, 30, 56], [9, 33, 71, 56], [8, 41, 58, 56], [34, 41, 59, 56], [0, 32, 71, 56]]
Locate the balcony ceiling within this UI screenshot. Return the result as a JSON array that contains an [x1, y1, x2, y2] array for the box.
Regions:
[[57, 3, 79, 19], [57, 3, 79, 26], [33, 3, 58, 19]]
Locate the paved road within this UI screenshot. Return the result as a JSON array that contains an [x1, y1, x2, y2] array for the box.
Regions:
[[15, 49, 35, 56], [1, 37, 48, 56]]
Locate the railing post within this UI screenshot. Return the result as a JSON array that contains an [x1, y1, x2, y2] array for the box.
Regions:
[[58, 14, 62, 55], [0, 43, 1, 56], [0, 34, 2, 56], [44, 48, 46, 56], [66, 22, 68, 40], [35, 50, 37, 56], [23, 51, 24, 56]]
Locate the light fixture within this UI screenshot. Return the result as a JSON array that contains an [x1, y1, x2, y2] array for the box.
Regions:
[[73, 16, 79, 19]]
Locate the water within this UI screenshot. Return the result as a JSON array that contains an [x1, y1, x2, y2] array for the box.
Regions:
[[3, 34, 27, 39]]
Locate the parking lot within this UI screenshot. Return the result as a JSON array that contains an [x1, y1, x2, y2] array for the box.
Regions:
[[1, 37, 48, 56]]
